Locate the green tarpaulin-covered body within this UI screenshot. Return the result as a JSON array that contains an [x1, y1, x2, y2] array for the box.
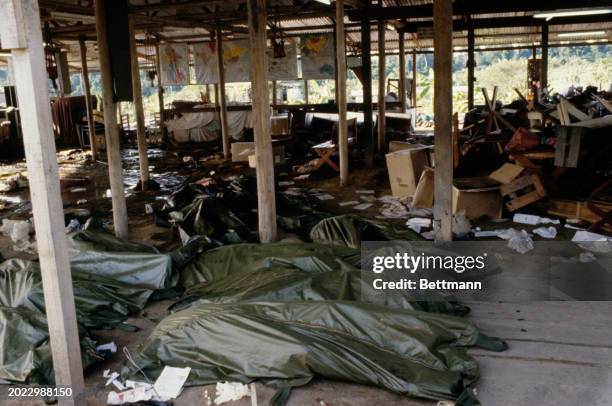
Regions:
[[124, 301, 505, 404]]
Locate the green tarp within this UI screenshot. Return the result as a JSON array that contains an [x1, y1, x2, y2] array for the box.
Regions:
[[0, 306, 99, 384], [310, 215, 422, 249], [124, 301, 505, 405], [180, 242, 362, 286]]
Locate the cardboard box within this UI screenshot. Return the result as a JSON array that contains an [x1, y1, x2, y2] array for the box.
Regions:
[[231, 142, 256, 162], [412, 167, 434, 209], [452, 177, 503, 220], [385, 147, 430, 198], [247, 145, 285, 168], [489, 163, 524, 184]]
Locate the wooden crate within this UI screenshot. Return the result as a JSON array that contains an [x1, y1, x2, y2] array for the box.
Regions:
[[500, 173, 546, 212]]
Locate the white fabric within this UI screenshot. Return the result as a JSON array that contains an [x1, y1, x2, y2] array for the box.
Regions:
[[165, 109, 252, 143], [300, 34, 335, 80], [159, 44, 190, 86], [267, 43, 299, 81]]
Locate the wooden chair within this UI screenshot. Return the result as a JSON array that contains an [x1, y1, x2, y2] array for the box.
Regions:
[[311, 117, 357, 172]]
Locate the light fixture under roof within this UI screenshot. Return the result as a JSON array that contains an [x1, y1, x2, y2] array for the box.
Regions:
[[557, 30, 607, 38], [534, 8, 612, 21]]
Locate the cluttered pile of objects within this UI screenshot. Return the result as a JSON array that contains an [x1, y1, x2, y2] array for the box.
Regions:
[[382, 85, 612, 244]]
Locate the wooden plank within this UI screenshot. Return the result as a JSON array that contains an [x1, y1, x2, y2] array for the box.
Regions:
[[78, 37, 97, 160], [411, 48, 417, 108], [398, 30, 407, 113], [128, 16, 150, 190], [467, 25, 475, 110], [501, 175, 533, 196], [216, 30, 231, 159], [548, 198, 612, 225], [506, 191, 542, 212], [566, 130, 582, 168], [247, 0, 277, 243], [433, 0, 453, 241], [560, 97, 590, 121], [570, 115, 612, 129], [3, 0, 85, 402], [94, 0, 128, 239], [554, 126, 568, 167], [376, 19, 386, 152], [335, 0, 349, 186], [360, 8, 374, 166], [155, 43, 167, 140], [541, 23, 548, 88]]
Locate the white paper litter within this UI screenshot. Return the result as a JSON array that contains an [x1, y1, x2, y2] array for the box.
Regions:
[[352, 203, 373, 211], [473, 230, 502, 238], [453, 212, 471, 237], [153, 366, 191, 400], [406, 217, 431, 233], [0, 219, 36, 252], [579, 252, 597, 263], [513, 213, 560, 225], [107, 386, 151, 405], [533, 226, 557, 239], [314, 193, 335, 201], [96, 342, 117, 354], [359, 195, 377, 202], [214, 381, 252, 404], [65, 219, 81, 233], [278, 181, 294, 187], [355, 189, 375, 194], [103, 370, 125, 391], [293, 174, 310, 181], [498, 228, 534, 253], [70, 187, 87, 193], [564, 223, 584, 230], [571, 230, 610, 242], [338, 200, 360, 206]]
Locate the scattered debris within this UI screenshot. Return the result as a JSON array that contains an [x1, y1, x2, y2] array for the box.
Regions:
[[0, 219, 36, 252], [533, 226, 557, 239], [513, 213, 560, 225], [0, 174, 28, 192], [314, 193, 335, 201], [293, 174, 310, 181], [453, 212, 472, 237], [406, 217, 432, 233], [65, 219, 81, 233], [278, 181, 295, 187], [355, 190, 375, 194], [214, 381, 252, 404], [338, 200, 360, 206], [352, 203, 372, 211], [153, 366, 191, 400], [498, 228, 534, 254]]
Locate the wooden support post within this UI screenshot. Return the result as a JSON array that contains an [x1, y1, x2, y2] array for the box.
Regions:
[[377, 19, 386, 152], [336, 0, 348, 186], [398, 31, 407, 113], [433, 0, 453, 242], [128, 16, 150, 190], [94, 0, 128, 239], [78, 37, 97, 160], [155, 43, 167, 140], [247, 0, 277, 243], [467, 24, 475, 110], [272, 80, 277, 107], [541, 23, 549, 89], [361, 10, 374, 166], [1, 0, 85, 402], [304, 79, 309, 105], [411, 48, 417, 108], [216, 30, 230, 159]]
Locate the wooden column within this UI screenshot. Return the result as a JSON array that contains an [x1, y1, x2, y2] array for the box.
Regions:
[[78, 37, 97, 160], [272, 80, 277, 107], [541, 23, 549, 89], [336, 0, 348, 186], [361, 10, 374, 166], [304, 80, 309, 105], [433, 0, 453, 241], [247, 0, 277, 243], [155, 43, 167, 140], [377, 20, 386, 152], [467, 24, 475, 110], [398, 31, 407, 113], [216, 30, 230, 159], [1, 0, 85, 402], [128, 16, 150, 190], [412, 48, 417, 108], [94, 0, 128, 239]]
